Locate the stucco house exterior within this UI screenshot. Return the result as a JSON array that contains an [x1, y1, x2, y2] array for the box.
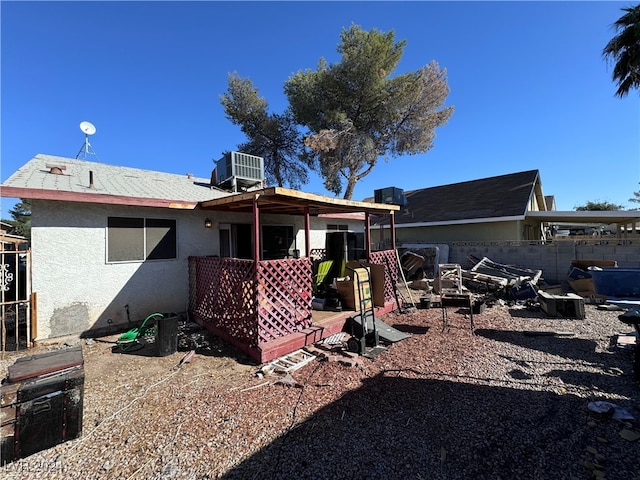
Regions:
[[0, 154, 397, 357], [371, 169, 640, 246]]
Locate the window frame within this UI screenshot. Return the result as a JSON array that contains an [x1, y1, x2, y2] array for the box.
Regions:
[[327, 224, 350, 232], [106, 216, 178, 263]]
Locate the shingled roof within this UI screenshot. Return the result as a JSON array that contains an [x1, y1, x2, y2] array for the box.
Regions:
[[392, 169, 542, 225], [1, 154, 228, 209]]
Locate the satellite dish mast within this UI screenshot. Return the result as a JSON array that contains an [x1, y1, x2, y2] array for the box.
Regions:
[[76, 121, 99, 161]]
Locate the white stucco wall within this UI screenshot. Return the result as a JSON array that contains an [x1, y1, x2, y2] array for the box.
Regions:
[[31, 200, 365, 339], [307, 217, 365, 255], [32, 200, 224, 339]]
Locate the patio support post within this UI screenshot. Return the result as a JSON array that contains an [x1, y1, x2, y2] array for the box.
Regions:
[[365, 213, 371, 258], [304, 207, 311, 258], [253, 194, 261, 261], [390, 212, 396, 251]]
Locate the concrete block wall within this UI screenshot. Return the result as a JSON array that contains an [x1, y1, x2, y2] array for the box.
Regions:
[[439, 239, 640, 285]]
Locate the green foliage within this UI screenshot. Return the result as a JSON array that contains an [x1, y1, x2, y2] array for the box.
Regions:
[[2, 199, 31, 240], [574, 200, 624, 211], [285, 25, 454, 199], [629, 185, 640, 205], [603, 4, 640, 97], [220, 73, 311, 189]]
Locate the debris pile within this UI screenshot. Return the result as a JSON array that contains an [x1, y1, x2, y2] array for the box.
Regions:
[[400, 253, 545, 309]]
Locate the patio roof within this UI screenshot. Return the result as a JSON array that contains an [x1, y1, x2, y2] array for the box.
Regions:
[[200, 186, 400, 216]]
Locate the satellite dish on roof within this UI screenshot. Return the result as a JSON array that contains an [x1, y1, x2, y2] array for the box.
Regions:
[[80, 121, 96, 135], [76, 121, 99, 161]]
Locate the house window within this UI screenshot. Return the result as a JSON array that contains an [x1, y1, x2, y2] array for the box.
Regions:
[[107, 217, 177, 262], [262, 225, 295, 259], [327, 224, 349, 232]]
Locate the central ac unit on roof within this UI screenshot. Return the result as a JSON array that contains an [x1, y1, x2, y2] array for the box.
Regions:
[[374, 187, 407, 207], [214, 151, 264, 192]]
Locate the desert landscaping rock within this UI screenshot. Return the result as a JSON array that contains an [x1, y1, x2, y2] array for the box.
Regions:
[[1, 303, 639, 479]]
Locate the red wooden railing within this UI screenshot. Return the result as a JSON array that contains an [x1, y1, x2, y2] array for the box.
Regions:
[[256, 259, 312, 343], [188, 256, 312, 350], [189, 257, 257, 346], [189, 250, 397, 360]]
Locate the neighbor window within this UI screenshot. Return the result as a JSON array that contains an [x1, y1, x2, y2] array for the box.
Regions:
[[327, 224, 349, 232], [107, 217, 177, 262]]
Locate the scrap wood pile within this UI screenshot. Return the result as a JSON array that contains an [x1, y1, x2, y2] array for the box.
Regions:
[[401, 252, 546, 308]]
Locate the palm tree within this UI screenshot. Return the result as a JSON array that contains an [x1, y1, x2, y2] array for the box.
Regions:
[[603, 4, 640, 97]]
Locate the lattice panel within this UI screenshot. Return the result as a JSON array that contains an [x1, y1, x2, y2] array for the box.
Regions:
[[369, 250, 397, 303], [309, 248, 326, 261], [189, 257, 258, 346], [256, 259, 313, 343]]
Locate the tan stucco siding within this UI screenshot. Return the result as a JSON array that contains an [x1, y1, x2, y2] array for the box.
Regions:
[[395, 221, 523, 243]]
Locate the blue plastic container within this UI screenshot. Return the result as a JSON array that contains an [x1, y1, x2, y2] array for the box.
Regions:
[[590, 268, 640, 297]]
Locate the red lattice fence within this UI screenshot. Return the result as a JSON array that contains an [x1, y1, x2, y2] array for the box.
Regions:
[[189, 251, 396, 357], [189, 257, 257, 346], [189, 256, 313, 350], [369, 249, 397, 304], [256, 259, 312, 343]]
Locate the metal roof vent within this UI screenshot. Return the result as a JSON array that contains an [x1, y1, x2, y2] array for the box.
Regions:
[[46, 164, 67, 175]]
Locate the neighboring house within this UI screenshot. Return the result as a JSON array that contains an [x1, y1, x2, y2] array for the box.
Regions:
[[544, 195, 557, 212], [374, 170, 549, 243], [0, 154, 398, 361], [370, 169, 640, 247]]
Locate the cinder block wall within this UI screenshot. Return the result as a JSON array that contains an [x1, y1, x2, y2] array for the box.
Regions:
[[442, 239, 640, 285]]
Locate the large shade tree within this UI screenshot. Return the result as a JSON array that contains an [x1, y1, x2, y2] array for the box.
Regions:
[[603, 4, 640, 97], [285, 25, 454, 199], [2, 199, 31, 240], [220, 73, 311, 189], [575, 200, 624, 211]]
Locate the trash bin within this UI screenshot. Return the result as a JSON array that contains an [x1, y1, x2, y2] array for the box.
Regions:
[[156, 314, 178, 357], [0, 346, 84, 465]]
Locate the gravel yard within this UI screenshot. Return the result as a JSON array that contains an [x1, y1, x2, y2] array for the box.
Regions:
[[1, 302, 640, 480]]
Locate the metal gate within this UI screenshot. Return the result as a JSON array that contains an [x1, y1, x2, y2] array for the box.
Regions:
[[0, 248, 32, 352]]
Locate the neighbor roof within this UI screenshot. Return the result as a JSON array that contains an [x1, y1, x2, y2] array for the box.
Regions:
[[1, 154, 228, 209], [384, 170, 542, 226]]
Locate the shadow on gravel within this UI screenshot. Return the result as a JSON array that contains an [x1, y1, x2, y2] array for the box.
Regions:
[[474, 328, 598, 363], [392, 324, 430, 335], [219, 373, 638, 480], [475, 329, 635, 392]]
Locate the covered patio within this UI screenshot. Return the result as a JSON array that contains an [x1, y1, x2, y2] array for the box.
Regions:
[[188, 187, 400, 363]]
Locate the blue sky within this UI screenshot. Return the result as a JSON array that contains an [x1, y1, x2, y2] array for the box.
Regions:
[[1, 1, 639, 218]]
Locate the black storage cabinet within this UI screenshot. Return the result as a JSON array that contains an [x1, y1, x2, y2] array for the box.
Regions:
[[1, 346, 84, 465]]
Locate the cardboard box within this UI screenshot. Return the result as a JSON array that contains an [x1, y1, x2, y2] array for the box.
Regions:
[[567, 277, 596, 294], [346, 261, 385, 307], [336, 267, 372, 311]]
